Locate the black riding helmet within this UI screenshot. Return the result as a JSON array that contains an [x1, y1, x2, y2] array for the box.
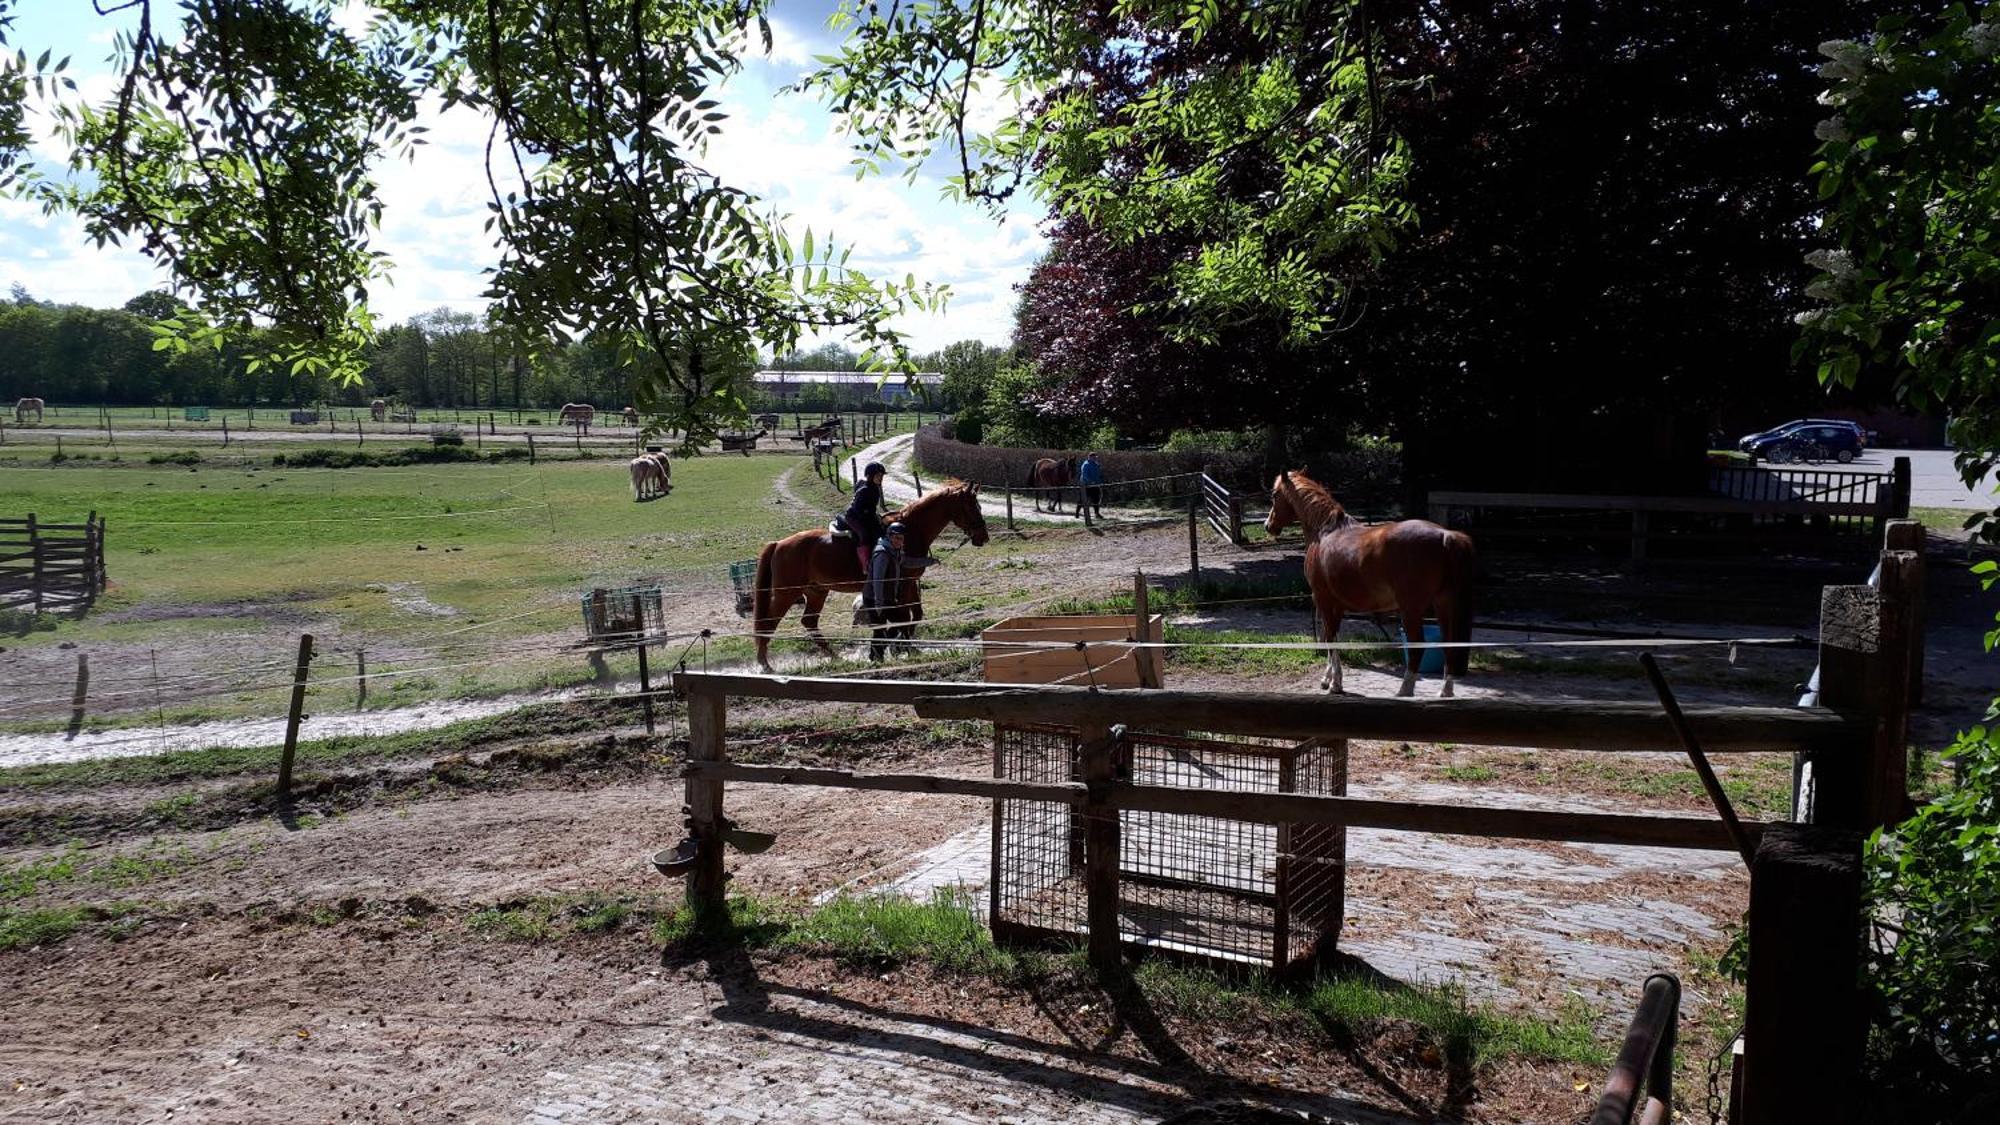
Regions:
[[886, 521, 907, 537], [864, 462, 886, 478]]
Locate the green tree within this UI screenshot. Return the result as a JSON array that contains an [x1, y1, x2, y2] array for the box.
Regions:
[[1799, 6, 2000, 522], [4, 0, 941, 448]]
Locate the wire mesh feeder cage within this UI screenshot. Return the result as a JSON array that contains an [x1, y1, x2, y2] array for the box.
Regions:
[[727, 560, 758, 618], [579, 584, 667, 640], [991, 723, 1348, 975]]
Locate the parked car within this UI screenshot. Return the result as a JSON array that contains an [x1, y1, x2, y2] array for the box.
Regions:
[[1738, 420, 1866, 463]]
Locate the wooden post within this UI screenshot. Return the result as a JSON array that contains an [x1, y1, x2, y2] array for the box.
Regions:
[[356, 648, 368, 711], [277, 633, 315, 796], [1187, 490, 1202, 586], [525, 432, 536, 464], [357, 421, 364, 446], [1741, 823, 1864, 1125], [55, 434, 62, 458], [684, 684, 729, 915], [1890, 455, 1912, 518], [1005, 487, 1015, 530], [67, 652, 88, 732], [1883, 520, 1926, 706], [1079, 722, 1122, 974], [27, 513, 40, 614], [1811, 567, 1914, 830], [637, 642, 656, 735], [222, 416, 229, 446], [1132, 571, 1160, 689]]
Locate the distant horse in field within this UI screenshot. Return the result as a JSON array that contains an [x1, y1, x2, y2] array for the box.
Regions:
[[14, 397, 43, 424], [755, 413, 781, 431], [799, 421, 841, 444], [369, 399, 388, 422], [621, 406, 638, 426], [629, 452, 672, 501], [1024, 456, 1078, 513], [559, 403, 596, 431], [1266, 470, 1475, 698], [751, 480, 989, 671]]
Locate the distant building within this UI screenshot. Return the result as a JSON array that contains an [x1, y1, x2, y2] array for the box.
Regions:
[[753, 370, 941, 405]]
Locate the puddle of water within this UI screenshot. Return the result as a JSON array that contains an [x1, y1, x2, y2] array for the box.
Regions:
[[0, 688, 601, 769]]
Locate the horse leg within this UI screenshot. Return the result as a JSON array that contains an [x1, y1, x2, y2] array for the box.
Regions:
[[800, 587, 837, 661], [1434, 594, 1458, 699], [1396, 604, 1426, 697], [1316, 602, 1346, 694]]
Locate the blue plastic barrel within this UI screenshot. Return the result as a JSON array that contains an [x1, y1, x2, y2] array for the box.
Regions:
[[1399, 623, 1446, 674]]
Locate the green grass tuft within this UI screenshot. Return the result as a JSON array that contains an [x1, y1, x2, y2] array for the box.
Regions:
[[782, 889, 1002, 972]]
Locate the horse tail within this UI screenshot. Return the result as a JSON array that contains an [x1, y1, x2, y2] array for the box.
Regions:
[[752, 540, 778, 630], [1443, 529, 1477, 676], [1022, 461, 1038, 490]]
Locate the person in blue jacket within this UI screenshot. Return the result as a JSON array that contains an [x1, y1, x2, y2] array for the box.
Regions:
[[1077, 452, 1105, 519], [868, 521, 937, 619]]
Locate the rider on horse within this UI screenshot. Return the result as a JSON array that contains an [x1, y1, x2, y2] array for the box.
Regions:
[[839, 461, 888, 579], [867, 521, 937, 621]]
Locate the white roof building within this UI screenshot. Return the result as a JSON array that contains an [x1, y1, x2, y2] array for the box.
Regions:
[[753, 370, 941, 403]]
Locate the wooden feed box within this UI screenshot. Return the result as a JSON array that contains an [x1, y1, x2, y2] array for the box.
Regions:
[[981, 613, 1164, 689]]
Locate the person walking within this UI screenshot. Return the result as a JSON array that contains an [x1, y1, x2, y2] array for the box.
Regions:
[[1077, 452, 1105, 520]]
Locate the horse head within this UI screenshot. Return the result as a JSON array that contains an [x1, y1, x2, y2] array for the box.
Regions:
[[950, 481, 990, 545], [1266, 471, 1303, 536]]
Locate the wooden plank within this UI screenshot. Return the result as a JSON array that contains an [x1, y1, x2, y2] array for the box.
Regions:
[[691, 761, 1761, 851], [1111, 784, 1764, 851], [1428, 491, 1885, 517], [674, 671, 994, 705], [688, 761, 1088, 804], [914, 687, 1870, 754]]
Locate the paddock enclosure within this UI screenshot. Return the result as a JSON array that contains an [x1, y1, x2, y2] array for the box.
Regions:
[[0, 512, 107, 614], [665, 518, 1926, 1123]]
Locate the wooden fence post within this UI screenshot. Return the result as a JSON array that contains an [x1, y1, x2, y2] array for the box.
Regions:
[[1005, 487, 1015, 530], [1884, 520, 1926, 706], [1741, 823, 1864, 1125], [67, 652, 88, 733], [1187, 491, 1203, 586], [1812, 559, 1915, 830], [1133, 571, 1159, 689], [526, 432, 536, 464], [1079, 722, 1122, 974], [27, 513, 41, 614], [685, 684, 729, 915], [356, 648, 368, 711], [277, 633, 315, 796]]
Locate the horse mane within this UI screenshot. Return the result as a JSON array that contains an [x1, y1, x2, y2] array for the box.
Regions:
[[1285, 472, 1352, 535]]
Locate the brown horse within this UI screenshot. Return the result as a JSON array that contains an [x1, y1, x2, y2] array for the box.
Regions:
[[752, 480, 990, 671], [1266, 470, 1475, 697], [1024, 456, 1078, 513]]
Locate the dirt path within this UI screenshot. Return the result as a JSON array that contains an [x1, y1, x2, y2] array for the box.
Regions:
[[847, 432, 1182, 527]]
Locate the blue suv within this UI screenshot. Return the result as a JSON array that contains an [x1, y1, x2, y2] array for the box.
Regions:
[[1738, 419, 1866, 464]]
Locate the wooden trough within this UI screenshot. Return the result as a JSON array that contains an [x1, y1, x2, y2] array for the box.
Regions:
[[980, 613, 1164, 689]]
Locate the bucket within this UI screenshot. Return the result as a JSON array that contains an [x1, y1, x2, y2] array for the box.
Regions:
[[1400, 623, 1446, 674]]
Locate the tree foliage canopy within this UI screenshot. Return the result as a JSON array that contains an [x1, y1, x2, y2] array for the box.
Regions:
[[1799, 5, 2000, 505], [0, 0, 943, 449]]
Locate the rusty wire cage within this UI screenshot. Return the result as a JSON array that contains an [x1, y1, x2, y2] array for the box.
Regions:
[[990, 723, 1347, 974]]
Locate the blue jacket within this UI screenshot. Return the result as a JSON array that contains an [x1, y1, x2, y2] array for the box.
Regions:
[[869, 536, 938, 610], [1077, 458, 1103, 486]]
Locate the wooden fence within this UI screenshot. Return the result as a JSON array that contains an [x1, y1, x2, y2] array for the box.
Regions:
[[666, 521, 1923, 1121], [0, 513, 106, 614], [1428, 456, 1912, 562]]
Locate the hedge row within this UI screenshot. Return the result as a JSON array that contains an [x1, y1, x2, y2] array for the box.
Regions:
[[913, 423, 1262, 500]]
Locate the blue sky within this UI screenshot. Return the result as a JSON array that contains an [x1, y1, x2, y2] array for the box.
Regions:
[[0, 1, 1044, 352]]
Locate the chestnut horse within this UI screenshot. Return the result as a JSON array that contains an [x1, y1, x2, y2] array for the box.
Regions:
[[1266, 470, 1475, 697], [752, 480, 990, 671], [1025, 456, 1077, 513]]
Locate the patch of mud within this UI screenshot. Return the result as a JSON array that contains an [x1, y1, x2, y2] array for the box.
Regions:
[[364, 581, 460, 618]]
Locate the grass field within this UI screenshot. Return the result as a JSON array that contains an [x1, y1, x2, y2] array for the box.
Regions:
[[0, 437, 855, 728]]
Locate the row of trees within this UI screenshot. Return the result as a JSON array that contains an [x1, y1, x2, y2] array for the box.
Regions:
[[0, 284, 1004, 414]]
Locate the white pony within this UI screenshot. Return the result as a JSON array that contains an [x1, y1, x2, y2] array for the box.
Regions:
[[15, 397, 44, 423]]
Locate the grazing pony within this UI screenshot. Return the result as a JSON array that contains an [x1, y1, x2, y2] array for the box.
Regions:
[[369, 399, 388, 422], [752, 480, 989, 671], [1024, 456, 1078, 513], [629, 452, 672, 501], [1266, 470, 1475, 698], [621, 406, 638, 426], [559, 402, 595, 431], [15, 397, 44, 424]]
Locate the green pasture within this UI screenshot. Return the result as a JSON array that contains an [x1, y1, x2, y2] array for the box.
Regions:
[[0, 439, 852, 725]]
